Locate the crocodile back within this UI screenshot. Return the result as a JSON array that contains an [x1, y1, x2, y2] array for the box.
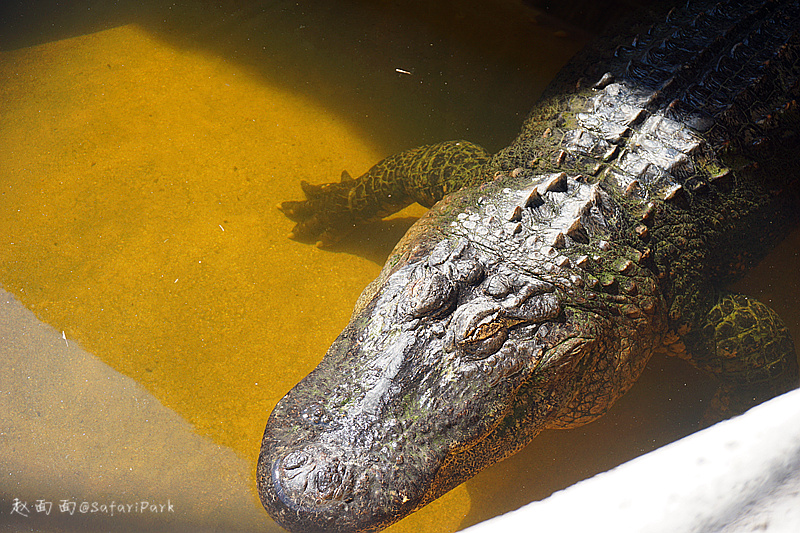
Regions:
[[499, 0, 800, 181], [483, 0, 800, 328]]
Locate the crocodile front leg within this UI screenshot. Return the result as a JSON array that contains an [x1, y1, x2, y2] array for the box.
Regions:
[[680, 291, 799, 417], [278, 140, 490, 246]]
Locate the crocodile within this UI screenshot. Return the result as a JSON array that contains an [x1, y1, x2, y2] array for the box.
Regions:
[[258, 1, 800, 532]]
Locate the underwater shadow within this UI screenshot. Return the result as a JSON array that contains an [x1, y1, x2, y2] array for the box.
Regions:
[[314, 216, 420, 267]]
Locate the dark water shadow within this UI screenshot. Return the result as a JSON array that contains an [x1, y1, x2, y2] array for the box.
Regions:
[[318, 217, 420, 266], [0, 0, 593, 157], [0, 0, 655, 269]]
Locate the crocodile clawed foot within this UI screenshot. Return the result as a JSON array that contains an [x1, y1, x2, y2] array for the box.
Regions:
[[314, 227, 353, 248], [278, 202, 355, 246], [277, 173, 364, 246], [300, 179, 328, 198], [277, 199, 312, 222], [277, 179, 340, 223]]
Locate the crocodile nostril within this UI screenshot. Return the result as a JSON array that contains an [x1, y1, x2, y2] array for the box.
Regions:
[[314, 458, 353, 501], [271, 447, 355, 506], [282, 450, 310, 472], [276, 452, 314, 486]]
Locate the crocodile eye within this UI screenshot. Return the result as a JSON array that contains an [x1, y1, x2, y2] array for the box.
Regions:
[[449, 300, 512, 360], [460, 319, 509, 359], [405, 272, 455, 318]]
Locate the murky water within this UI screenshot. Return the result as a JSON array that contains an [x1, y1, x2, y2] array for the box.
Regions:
[[1, 1, 798, 532]]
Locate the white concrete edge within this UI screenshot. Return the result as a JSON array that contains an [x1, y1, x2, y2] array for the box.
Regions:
[[463, 387, 800, 533]]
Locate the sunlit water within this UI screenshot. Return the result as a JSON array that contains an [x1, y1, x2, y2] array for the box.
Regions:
[[1, 1, 798, 532]]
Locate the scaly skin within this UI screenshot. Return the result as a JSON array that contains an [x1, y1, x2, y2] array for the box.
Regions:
[[261, 1, 800, 532], [279, 140, 490, 246]]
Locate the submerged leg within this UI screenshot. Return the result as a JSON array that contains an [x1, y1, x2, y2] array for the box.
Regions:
[[278, 140, 490, 246], [682, 291, 799, 416]]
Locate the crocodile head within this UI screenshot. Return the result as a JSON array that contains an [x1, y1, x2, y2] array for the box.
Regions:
[[257, 174, 667, 533]]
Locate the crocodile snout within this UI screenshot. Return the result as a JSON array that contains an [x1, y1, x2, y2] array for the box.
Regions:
[[260, 444, 367, 533], [272, 447, 354, 504]]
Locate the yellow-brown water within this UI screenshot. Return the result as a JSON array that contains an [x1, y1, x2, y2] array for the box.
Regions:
[[1, 1, 798, 532]]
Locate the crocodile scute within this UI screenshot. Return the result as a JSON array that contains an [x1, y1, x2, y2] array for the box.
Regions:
[[259, 1, 800, 532]]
